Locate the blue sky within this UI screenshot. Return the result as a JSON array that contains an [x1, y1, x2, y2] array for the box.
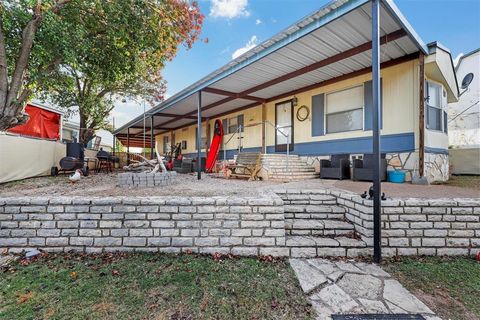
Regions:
[[112, 0, 480, 127]]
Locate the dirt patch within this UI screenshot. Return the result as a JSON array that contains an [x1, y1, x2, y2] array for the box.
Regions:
[[0, 171, 281, 197], [413, 288, 478, 320]]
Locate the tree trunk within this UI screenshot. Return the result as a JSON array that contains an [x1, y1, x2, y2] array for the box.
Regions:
[[79, 114, 95, 147]]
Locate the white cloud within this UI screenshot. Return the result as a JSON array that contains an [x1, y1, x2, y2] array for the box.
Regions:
[[232, 35, 258, 59], [210, 0, 250, 19], [255, 19, 262, 25]]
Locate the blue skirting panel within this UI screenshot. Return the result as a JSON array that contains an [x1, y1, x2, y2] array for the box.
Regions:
[[425, 146, 449, 155]]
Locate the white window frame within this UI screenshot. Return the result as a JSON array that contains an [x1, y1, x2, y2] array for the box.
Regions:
[[324, 84, 364, 134], [426, 80, 446, 132]]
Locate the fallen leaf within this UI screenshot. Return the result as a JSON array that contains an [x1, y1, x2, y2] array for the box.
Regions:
[[111, 269, 120, 276], [70, 271, 78, 280], [17, 291, 35, 304], [271, 298, 279, 309]]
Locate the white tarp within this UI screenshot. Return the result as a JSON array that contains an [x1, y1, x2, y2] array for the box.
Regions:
[[0, 133, 65, 184]]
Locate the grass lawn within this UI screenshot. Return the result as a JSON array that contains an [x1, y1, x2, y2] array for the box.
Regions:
[[0, 253, 313, 320], [432, 175, 480, 190], [383, 256, 480, 320]]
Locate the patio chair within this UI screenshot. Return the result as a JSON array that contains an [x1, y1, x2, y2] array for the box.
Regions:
[[319, 154, 351, 180], [173, 158, 193, 173], [352, 153, 387, 181]]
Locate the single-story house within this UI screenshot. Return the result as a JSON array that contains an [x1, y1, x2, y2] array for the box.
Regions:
[[113, 0, 459, 183], [448, 48, 480, 175]]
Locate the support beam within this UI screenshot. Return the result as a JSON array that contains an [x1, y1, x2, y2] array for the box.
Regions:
[[261, 103, 266, 153], [127, 128, 130, 166], [372, 0, 382, 264], [202, 87, 266, 103], [150, 116, 154, 159], [197, 91, 202, 180], [418, 53, 425, 177]]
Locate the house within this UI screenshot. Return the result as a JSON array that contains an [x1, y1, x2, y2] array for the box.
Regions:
[[448, 48, 480, 175], [113, 0, 459, 183]]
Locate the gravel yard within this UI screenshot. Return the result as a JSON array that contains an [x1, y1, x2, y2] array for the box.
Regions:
[[0, 170, 478, 198], [0, 171, 281, 197]]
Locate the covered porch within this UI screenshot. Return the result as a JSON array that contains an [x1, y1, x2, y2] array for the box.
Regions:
[[114, 0, 428, 181]]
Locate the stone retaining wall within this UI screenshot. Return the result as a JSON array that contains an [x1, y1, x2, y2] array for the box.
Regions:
[[0, 195, 286, 256], [333, 191, 479, 256]]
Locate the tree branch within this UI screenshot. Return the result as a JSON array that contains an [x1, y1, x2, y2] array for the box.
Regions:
[[0, 16, 7, 112], [5, 7, 42, 107]]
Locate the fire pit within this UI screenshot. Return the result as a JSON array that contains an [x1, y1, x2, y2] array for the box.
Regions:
[[117, 171, 177, 188]]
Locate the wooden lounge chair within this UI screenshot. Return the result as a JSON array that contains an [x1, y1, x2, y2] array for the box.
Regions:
[[228, 152, 261, 180]]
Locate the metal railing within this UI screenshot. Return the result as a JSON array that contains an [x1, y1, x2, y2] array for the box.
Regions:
[[264, 120, 290, 172], [221, 121, 291, 172], [222, 124, 244, 163]]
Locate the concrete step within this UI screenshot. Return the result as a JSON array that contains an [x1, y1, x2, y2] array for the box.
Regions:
[[269, 168, 316, 173]]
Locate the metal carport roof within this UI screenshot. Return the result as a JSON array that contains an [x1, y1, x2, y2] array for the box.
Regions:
[[114, 0, 426, 147]]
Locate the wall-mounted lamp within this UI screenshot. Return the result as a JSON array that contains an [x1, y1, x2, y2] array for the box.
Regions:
[[292, 96, 298, 107]]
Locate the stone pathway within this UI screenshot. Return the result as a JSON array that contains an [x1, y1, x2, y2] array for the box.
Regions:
[[290, 258, 441, 320]]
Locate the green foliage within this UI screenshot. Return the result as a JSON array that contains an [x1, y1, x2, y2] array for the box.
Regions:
[[0, 253, 313, 320], [1, 0, 204, 142]]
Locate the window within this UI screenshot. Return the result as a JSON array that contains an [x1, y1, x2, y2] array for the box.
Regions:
[[426, 81, 446, 132], [223, 114, 244, 134], [326, 85, 363, 133]]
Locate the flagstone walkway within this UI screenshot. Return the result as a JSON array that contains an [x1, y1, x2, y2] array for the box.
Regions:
[[290, 258, 441, 320]]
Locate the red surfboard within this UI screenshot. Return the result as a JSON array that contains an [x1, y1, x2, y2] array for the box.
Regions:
[[206, 119, 224, 172]]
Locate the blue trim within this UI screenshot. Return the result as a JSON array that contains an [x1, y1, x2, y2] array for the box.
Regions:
[[425, 147, 449, 155], [267, 132, 415, 156]]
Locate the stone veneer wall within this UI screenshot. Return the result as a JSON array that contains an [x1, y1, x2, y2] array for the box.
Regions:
[[0, 195, 287, 256], [334, 191, 480, 257]]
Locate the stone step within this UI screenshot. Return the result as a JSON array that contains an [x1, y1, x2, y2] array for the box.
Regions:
[[269, 168, 316, 173], [286, 235, 366, 248], [284, 205, 346, 213], [285, 218, 354, 236]]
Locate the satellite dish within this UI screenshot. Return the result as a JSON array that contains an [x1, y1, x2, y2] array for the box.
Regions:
[[461, 72, 474, 90]]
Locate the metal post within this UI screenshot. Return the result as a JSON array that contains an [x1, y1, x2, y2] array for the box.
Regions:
[[372, 0, 382, 263], [127, 127, 130, 166], [197, 91, 202, 180], [143, 100, 146, 158], [150, 116, 154, 160], [112, 117, 116, 156], [286, 133, 289, 173]]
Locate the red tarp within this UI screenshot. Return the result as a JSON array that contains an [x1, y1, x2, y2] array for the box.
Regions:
[[8, 105, 61, 140]]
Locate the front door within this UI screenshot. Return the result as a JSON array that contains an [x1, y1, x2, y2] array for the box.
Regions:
[[275, 100, 294, 152]]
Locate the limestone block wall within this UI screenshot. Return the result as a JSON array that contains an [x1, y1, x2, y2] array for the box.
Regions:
[[0, 195, 286, 257], [334, 191, 480, 257]]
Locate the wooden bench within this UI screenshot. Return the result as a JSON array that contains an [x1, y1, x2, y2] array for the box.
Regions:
[[228, 152, 261, 180]]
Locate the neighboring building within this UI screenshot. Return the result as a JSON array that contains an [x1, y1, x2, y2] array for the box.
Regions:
[[114, 0, 459, 183], [62, 120, 80, 143], [448, 48, 480, 175]]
